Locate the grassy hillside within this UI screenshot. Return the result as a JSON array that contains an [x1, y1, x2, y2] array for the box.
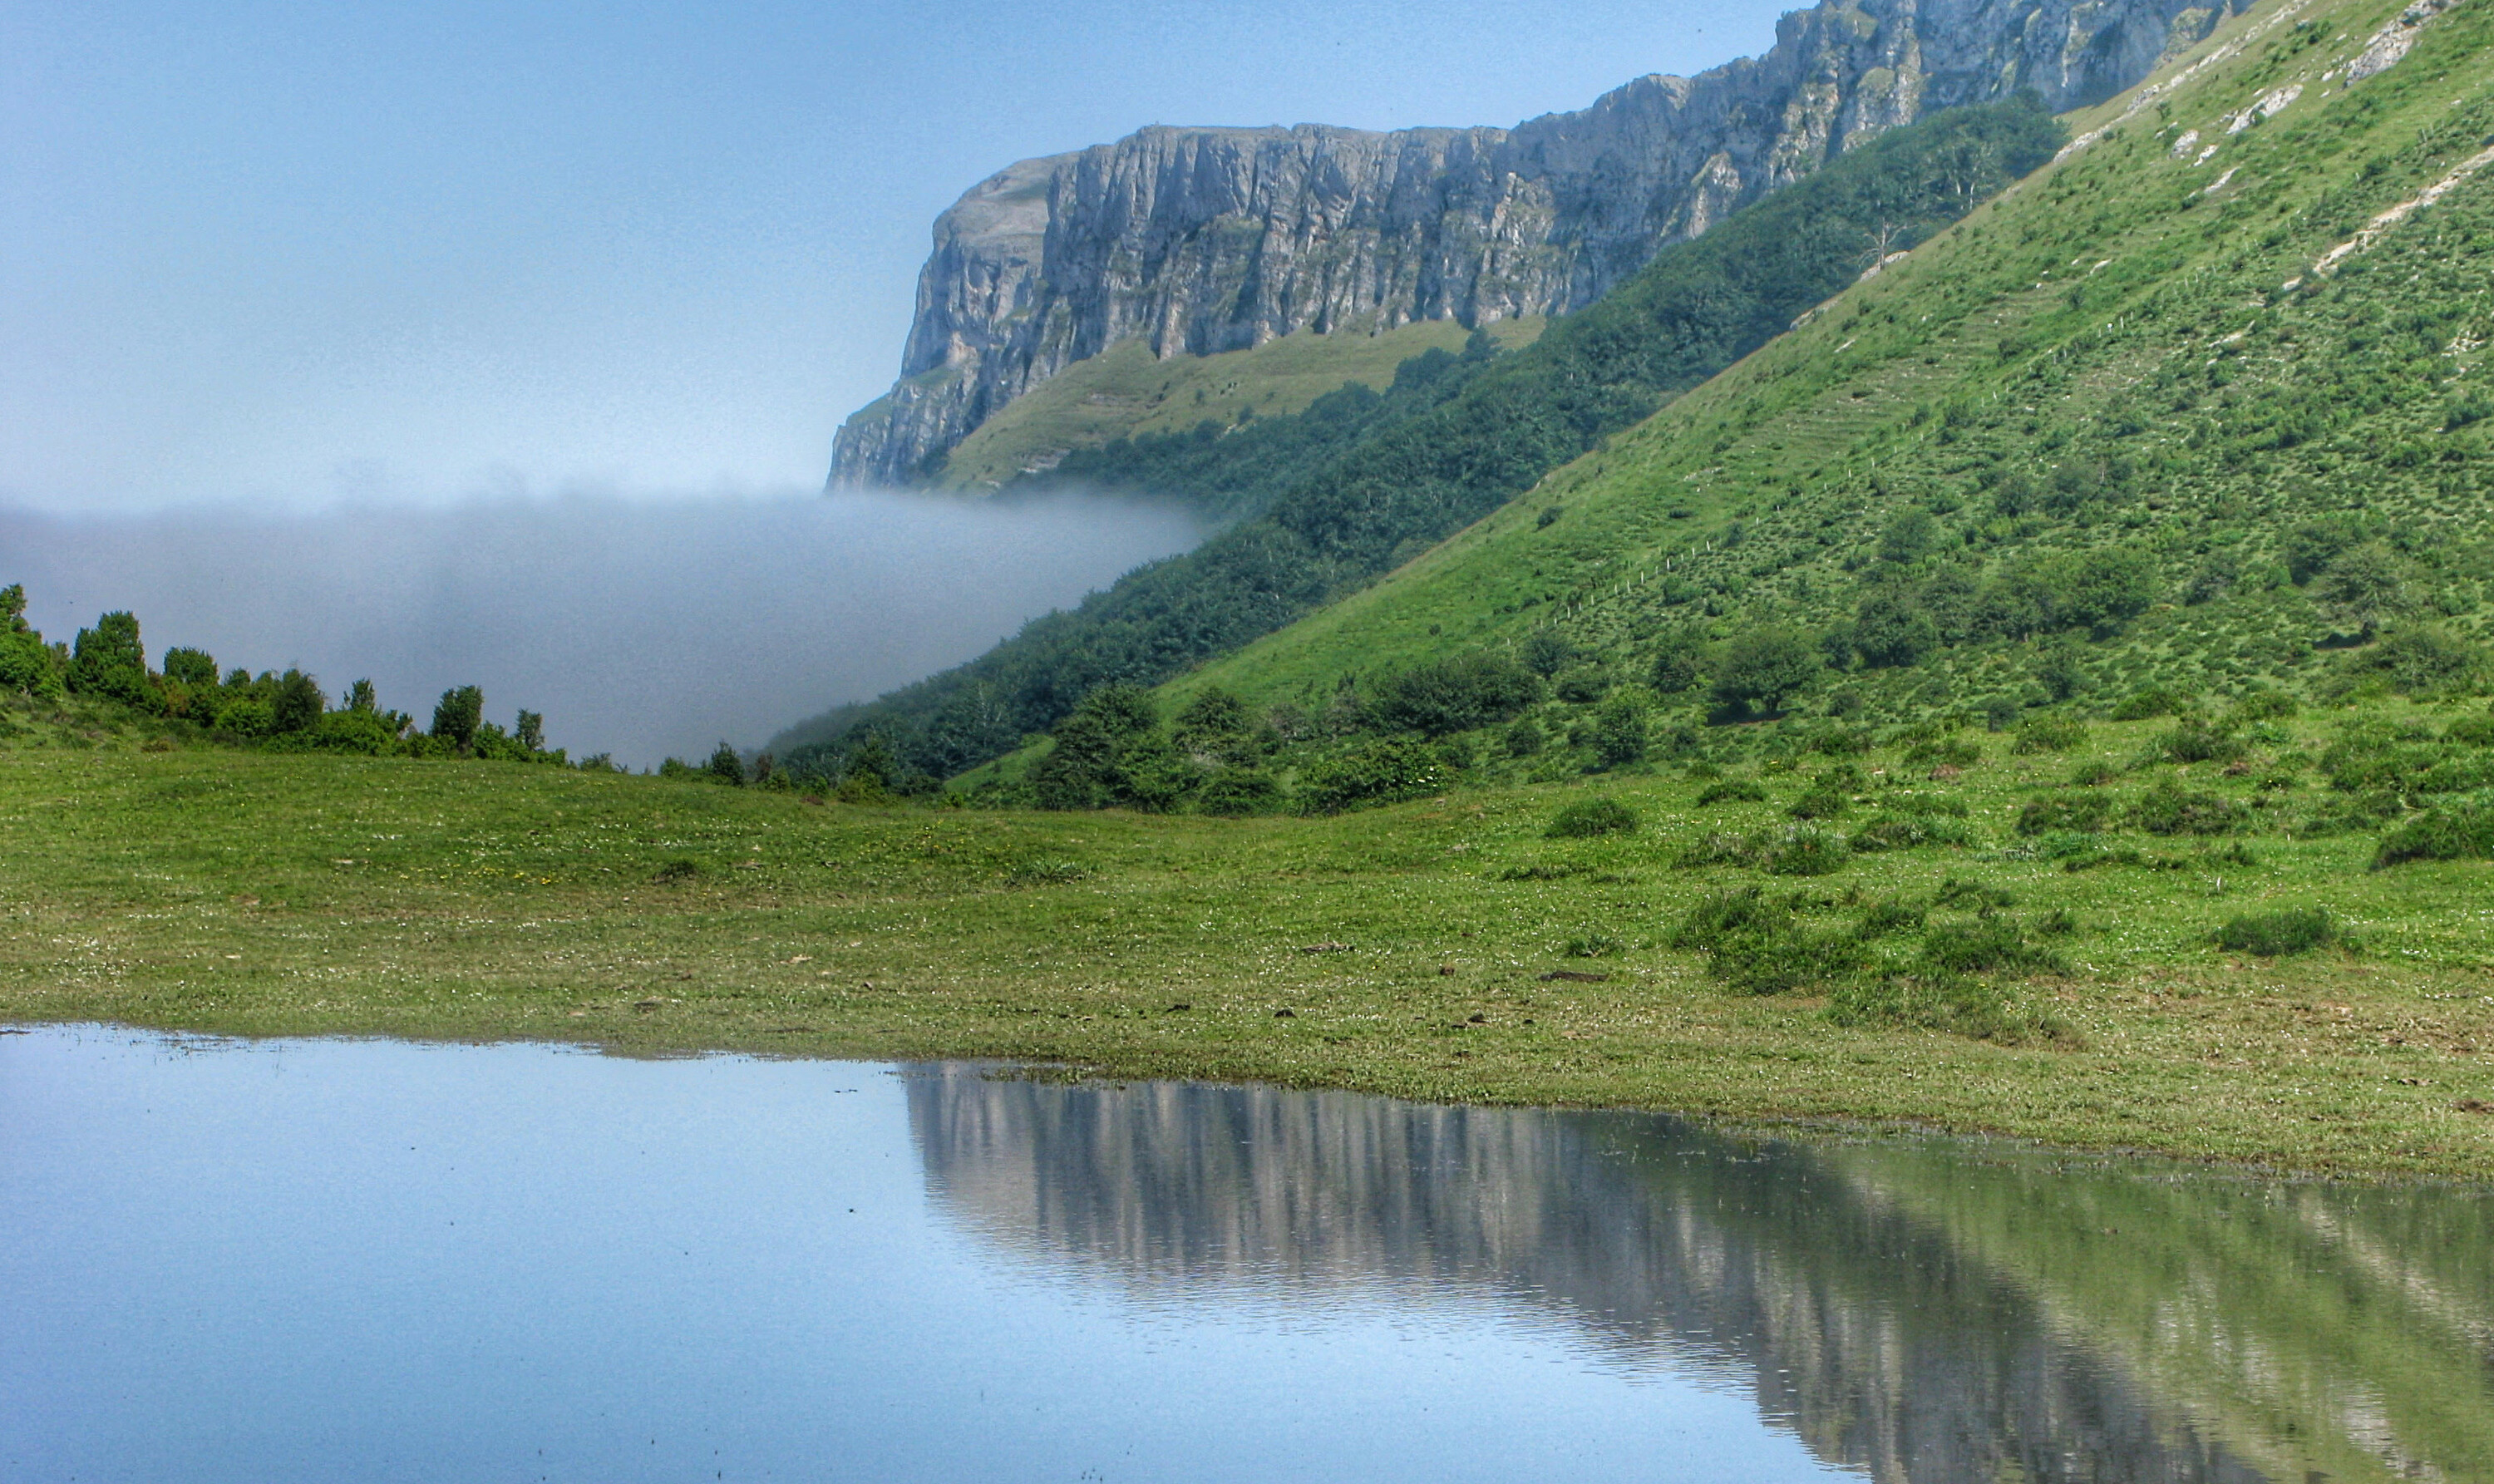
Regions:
[[784, 99, 2063, 782], [933, 318, 1544, 491], [1166, 0, 2494, 724]]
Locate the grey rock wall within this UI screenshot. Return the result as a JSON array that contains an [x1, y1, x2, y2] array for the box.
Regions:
[[832, 0, 2226, 486]]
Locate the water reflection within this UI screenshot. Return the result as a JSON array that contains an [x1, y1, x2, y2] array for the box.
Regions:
[[909, 1070, 2494, 1484]]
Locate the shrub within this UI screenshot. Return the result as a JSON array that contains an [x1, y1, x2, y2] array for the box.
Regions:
[[2373, 800, 2494, 868], [1197, 767, 1284, 816], [1850, 814, 1976, 851], [2017, 794, 2113, 835], [1521, 629, 1579, 677], [431, 686, 484, 748], [1903, 736, 1983, 769], [2131, 781, 2246, 836], [707, 742, 747, 786], [1552, 664, 1613, 703], [1759, 826, 1850, 875], [1548, 797, 1638, 838], [2216, 907, 2336, 956], [2011, 716, 2089, 753], [66, 612, 155, 710], [1503, 717, 1545, 757], [2333, 625, 2487, 698], [2151, 717, 2248, 765], [1299, 737, 1447, 814], [1787, 782, 1851, 819], [1588, 693, 1649, 767], [1856, 897, 1927, 936], [1371, 652, 1544, 736], [1710, 626, 1821, 717], [1920, 919, 2067, 977], [2070, 760, 2119, 787], [1696, 779, 1767, 806], [272, 670, 327, 734], [1826, 973, 2033, 1041], [2445, 713, 2494, 748], [2109, 686, 2188, 721]]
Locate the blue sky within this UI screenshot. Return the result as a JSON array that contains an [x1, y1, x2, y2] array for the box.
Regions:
[[4, 0, 1794, 511]]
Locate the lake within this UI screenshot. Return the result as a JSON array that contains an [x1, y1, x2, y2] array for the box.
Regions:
[[4, 1026, 2489, 1482]]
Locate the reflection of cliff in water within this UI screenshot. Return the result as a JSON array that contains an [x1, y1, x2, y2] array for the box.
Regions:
[[907, 1068, 2494, 1484]]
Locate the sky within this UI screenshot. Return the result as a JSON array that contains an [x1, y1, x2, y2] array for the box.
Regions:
[[2, 0, 1796, 510]]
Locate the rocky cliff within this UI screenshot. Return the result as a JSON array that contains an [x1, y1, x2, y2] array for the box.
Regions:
[[831, 0, 2230, 486]]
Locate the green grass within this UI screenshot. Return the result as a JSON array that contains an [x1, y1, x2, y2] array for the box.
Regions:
[[933, 318, 1544, 490], [8, 699, 2494, 1180]]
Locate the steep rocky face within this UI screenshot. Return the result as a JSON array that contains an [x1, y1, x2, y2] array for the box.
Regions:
[[831, 0, 2227, 486]]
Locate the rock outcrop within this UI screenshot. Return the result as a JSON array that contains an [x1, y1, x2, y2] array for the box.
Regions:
[[831, 0, 2228, 486]]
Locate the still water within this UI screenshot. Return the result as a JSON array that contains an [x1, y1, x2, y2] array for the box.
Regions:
[[4, 1027, 2490, 1483]]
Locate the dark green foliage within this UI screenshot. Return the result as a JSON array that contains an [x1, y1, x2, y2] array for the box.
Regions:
[[1370, 652, 1543, 737], [1503, 717, 1546, 757], [515, 711, 545, 752], [1551, 664, 1613, 703], [1297, 737, 1447, 814], [2010, 716, 2087, 753], [2109, 687, 2189, 721], [2332, 626, 2487, 698], [1547, 797, 1637, 838], [1904, 735, 1983, 769], [431, 687, 484, 748], [67, 612, 153, 709], [1787, 781, 1852, 819], [1850, 589, 1939, 668], [707, 742, 747, 786], [1030, 684, 1189, 811], [2017, 794, 2112, 835], [2310, 543, 2410, 637], [271, 671, 326, 735], [1521, 629, 1578, 678], [2131, 780, 2246, 836], [1649, 629, 1707, 694], [1877, 509, 1941, 565], [1171, 687, 1254, 762], [1695, 778, 1767, 806], [2151, 717, 2248, 765], [1197, 767, 1284, 816], [1920, 919, 2067, 977], [1588, 692, 1648, 767], [2445, 713, 2494, 748], [2373, 801, 2494, 869], [160, 648, 218, 689], [0, 586, 62, 698], [1762, 825, 1850, 875], [2216, 907, 2337, 956], [780, 100, 2064, 781], [1711, 626, 1821, 717]]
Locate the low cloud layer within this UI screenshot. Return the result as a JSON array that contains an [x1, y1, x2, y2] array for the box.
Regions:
[[2, 490, 1203, 767]]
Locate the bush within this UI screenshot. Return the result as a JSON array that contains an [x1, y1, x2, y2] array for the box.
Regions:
[[2332, 626, 2487, 698], [1548, 797, 1638, 838], [2373, 800, 2494, 868], [1903, 735, 1983, 769], [1588, 693, 1649, 767], [1787, 782, 1851, 819], [1710, 626, 1821, 717], [432, 686, 484, 748], [1370, 652, 1544, 736], [1760, 825, 1851, 875], [2151, 717, 2247, 765], [1299, 737, 1447, 814], [1920, 919, 2067, 977], [2016, 794, 2113, 835], [1696, 778, 1767, 806], [67, 612, 155, 710], [1197, 767, 1284, 816], [707, 742, 747, 786], [2109, 686, 2188, 721], [2216, 907, 2336, 956], [2010, 717, 2088, 754], [1552, 664, 1613, 703], [1850, 814, 1977, 851], [1503, 717, 1545, 757], [2131, 780, 2246, 836]]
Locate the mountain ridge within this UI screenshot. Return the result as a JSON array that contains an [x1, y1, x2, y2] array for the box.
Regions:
[[829, 0, 2232, 486]]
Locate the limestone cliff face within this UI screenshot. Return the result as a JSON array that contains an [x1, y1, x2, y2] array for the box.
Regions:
[[831, 0, 2224, 486]]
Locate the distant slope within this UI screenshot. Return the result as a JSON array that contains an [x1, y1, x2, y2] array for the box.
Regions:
[[932, 318, 1543, 491], [775, 99, 2063, 779], [1152, 0, 2494, 730]]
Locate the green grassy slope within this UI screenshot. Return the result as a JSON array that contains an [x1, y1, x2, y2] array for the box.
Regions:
[[6, 710, 2492, 1178], [933, 318, 1545, 491], [1168, 0, 2494, 720]]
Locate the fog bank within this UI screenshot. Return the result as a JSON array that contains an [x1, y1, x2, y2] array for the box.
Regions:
[[1, 490, 1204, 767]]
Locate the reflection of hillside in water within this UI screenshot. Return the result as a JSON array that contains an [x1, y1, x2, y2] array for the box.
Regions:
[[907, 1068, 2494, 1484]]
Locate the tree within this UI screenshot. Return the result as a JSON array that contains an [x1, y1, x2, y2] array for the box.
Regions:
[[431, 686, 484, 748], [0, 586, 62, 698], [1650, 625, 1708, 694], [1590, 692, 1649, 767], [515, 710, 545, 752], [1370, 652, 1543, 737], [1877, 509, 1940, 565], [1171, 687, 1251, 762], [2313, 542, 2409, 638], [346, 679, 379, 712], [160, 648, 219, 688], [67, 612, 154, 708], [1851, 590, 1938, 668], [707, 741, 746, 785], [1711, 627, 1821, 717], [271, 670, 326, 733], [1521, 629, 1579, 678]]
